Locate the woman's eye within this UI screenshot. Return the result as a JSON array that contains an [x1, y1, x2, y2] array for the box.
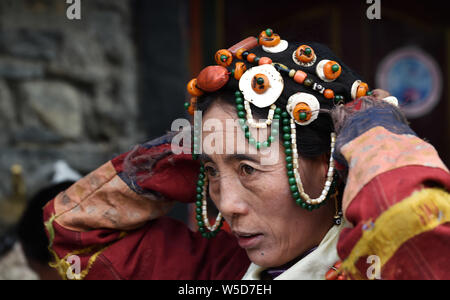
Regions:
[[240, 164, 256, 176], [205, 166, 218, 178]]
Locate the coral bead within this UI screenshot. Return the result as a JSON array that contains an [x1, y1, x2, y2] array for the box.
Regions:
[[293, 70, 307, 84], [324, 89, 335, 99], [258, 57, 273, 65], [247, 53, 257, 63], [196, 65, 229, 92], [187, 78, 203, 97]]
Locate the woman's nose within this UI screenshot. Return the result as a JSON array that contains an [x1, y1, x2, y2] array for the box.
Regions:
[[217, 177, 248, 218]]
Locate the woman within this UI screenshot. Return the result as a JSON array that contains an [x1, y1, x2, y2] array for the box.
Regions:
[[44, 29, 450, 280]]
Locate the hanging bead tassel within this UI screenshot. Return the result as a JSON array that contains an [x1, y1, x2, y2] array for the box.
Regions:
[[235, 90, 279, 150], [195, 165, 223, 238], [280, 110, 338, 210]]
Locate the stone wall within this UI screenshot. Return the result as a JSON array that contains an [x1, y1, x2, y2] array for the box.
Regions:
[[0, 0, 142, 201]]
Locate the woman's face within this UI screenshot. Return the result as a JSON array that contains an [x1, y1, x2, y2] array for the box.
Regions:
[[200, 100, 335, 268]]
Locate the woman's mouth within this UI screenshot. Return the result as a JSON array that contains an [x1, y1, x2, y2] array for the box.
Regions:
[[233, 231, 264, 249]]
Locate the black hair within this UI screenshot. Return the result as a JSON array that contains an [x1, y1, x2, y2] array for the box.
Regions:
[[17, 181, 74, 264]]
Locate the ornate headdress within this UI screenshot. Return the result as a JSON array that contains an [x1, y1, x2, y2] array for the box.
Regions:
[[185, 29, 373, 238]]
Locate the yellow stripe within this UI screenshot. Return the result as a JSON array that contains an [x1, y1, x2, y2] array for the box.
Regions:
[[341, 188, 450, 279], [46, 214, 127, 280]]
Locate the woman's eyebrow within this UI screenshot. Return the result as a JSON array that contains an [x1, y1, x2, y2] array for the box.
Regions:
[[224, 154, 260, 164], [198, 153, 213, 163]]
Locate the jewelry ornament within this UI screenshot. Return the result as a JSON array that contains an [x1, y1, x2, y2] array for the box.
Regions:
[[239, 64, 284, 108], [293, 45, 317, 67], [286, 93, 320, 125], [316, 60, 342, 82]]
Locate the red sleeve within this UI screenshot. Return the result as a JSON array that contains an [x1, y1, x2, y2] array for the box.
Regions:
[[44, 200, 249, 280], [335, 126, 450, 280]]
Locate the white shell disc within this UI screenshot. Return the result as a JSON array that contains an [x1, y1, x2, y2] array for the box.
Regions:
[[351, 80, 362, 100], [316, 59, 335, 82], [382, 96, 399, 107], [286, 92, 320, 126], [262, 40, 289, 53], [239, 64, 284, 108]]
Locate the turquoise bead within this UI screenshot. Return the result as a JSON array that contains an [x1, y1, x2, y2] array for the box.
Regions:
[[265, 28, 273, 37], [283, 141, 291, 148], [286, 156, 293, 163], [268, 136, 275, 143], [262, 141, 270, 148], [287, 170, 294, 177], [281, 112, 289, 118], [196, 187, 202, 193], [238, 118, 246, 125], [290, 185, 298, 192], [241, 124, 249, 132], [282, 118, 290, 125], [184, 102, 190, 109], [197, 179, 204, 186], [195, 200, 202, 207], [285, 148, 292, 155], [286, 163, 293, 170], [235, 97, 243, 104], [236, 104, 244, 111], [292, 191, 300, 199], [332, 64, 340, 73], [296, 199, 302, 206], [273, 114, 281, 120], [275, 107, 282, 114], [283, 133, 291, 141], [196, 215, 202, 221], [256, 142, 261, 150], [235, 91, 242, 97], [237, 111, 245, 118], [282, 126, 290, 133], [249, 137, 256, 145], [245, 131, 251, 139], [196, 194, 202, 201], [288, 177, 296, 185], [198, 221, 204, 227]]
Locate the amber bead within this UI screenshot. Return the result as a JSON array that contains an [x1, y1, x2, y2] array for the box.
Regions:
[[293, 70, 307, 84], [247, 53, 257, 63], [187, 78, 203, 97], [235, 48, 247, 60], [251, 73, 270, 94], [258, 57, 273, 65], [293, 102, 312, 123], [258, 30, 281, 47], [295, 45, 315, 63], [323, 89, 335, 99], [323, 61, 342, 80], [188, 97, 197, 115], [356, 82, 369, 98], [234, 62, 247, 80], [215, 49, 233, 67]]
